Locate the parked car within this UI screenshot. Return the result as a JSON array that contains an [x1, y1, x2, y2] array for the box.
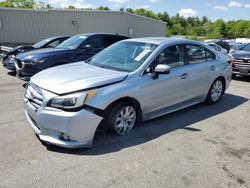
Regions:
[[229, 43, 245, 53], [15, 33, 129, 81], [2, 36, 69, 72], [206, 42, 228, 56], [204, 39, 230, 52], [229, 43, 250, 77], [23, 38, 232, 148]]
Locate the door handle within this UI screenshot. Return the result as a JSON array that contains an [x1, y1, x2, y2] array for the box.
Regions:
[[181, 73, 188, 79], [210, 66, 216, 71]]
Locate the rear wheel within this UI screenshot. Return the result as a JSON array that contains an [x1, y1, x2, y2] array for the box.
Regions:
[[107, 103, 137, 136], [206, 78, 225, 104]]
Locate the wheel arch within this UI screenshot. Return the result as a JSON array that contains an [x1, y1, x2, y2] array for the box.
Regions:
[[104, 96, 143, 123], [214, 76, 226, 94]]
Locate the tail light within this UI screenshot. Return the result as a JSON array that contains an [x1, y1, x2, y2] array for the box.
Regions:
[[227, 55, 235, 66], [228, 59, 234, 66]]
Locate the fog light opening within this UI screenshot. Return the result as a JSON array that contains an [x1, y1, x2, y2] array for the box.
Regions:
[[59, 133, 76, 142]]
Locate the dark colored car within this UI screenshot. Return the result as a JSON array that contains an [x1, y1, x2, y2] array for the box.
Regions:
[[15, 33, 129, 81], [215, 40, 230, 52], [2, 36, 69, 72], [229, 43, 250, 77]]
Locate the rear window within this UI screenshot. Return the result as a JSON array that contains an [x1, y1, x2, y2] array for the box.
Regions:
[[206, 49, 216, 61], [186, 44, 216, 64], [103, 36, 127, 48]]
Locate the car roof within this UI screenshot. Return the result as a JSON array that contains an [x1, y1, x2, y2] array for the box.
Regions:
[[75, 33, 126, 37], [123, 37, 193, 45], [46, 36, 69, 41], [206, 42, 217, 45]]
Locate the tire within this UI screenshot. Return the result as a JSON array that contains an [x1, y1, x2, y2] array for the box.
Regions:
[[206, 78, 225, 104], [107, 102, 137, 136]]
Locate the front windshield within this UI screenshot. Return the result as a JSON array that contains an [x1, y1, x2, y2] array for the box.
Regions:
[[89, 41, 158, 72], [241, 43, 250, 52], [232, 44, 246, 50], [32, 38, 52, 48], [57, 35, 87, 50]]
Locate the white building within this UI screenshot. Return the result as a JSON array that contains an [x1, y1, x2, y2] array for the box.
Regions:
[[0, 8, 167, 44]]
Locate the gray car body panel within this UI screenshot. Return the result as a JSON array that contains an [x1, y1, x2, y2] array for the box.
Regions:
[[31, 62, 128, 94], [24, 38, 232, 148]]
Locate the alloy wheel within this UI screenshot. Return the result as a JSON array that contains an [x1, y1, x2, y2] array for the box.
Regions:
[[114, 106, 136, 135], [211, 80, 223, 102]]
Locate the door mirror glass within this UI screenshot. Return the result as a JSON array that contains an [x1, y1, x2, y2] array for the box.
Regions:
[[154, 64, 171, 74]]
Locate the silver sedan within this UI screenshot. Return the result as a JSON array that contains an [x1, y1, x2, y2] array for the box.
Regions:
[[23, 38, 232, 148]]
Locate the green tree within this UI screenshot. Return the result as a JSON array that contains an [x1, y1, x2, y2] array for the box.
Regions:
[[134, 8, 146, 17], [35, 2, 52, 9], [125, 7, 133, 13], [0, 0, 35, 8], [68, 5, 76, 9], [235, 20, 248, 37], [157, 12, 171, 24], [0, 1, 15, 7], [212, 19, 227, 38], [96, 6, 110, 10], [171, 23, 186, 35], [15, 0, 35, 8]]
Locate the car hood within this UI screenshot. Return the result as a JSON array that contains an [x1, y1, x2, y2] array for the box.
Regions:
[[16, 48, 72, 61], [31, 62, 128, 94], [6, 45, 33, 55], [231, 51, 250, 59]]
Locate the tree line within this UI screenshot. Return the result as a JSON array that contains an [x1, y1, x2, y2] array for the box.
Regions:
[[1, 0, 250, 39]]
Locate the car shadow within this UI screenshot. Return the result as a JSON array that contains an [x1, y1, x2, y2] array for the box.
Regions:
[[22, 83, 28, 88], [44, 93, 248, 155], [233, 75, 250, 82], [7, 71, 16, 77]]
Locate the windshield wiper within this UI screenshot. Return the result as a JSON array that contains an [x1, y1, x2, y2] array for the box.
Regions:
[[84, 57, 93, 63], [94, 64, 106, 68]]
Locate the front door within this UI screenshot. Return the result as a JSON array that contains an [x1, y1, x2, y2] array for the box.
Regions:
[[139, 44, 189, 118]]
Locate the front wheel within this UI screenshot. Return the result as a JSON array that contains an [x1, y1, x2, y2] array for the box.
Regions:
[[107, 103, 137, 136], [206, 78, 225, 104]]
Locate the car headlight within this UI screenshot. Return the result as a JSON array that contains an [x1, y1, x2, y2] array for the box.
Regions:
[[24, 59, 47, 65], [33, 59, 47, 65], [47, 90, 96, 110]]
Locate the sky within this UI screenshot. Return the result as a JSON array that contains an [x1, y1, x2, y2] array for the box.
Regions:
[[16, 0, 250, 21]]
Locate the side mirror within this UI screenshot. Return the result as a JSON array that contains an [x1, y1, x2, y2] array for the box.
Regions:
[[152, 64, 171, 79], [154, 64, 171, 74]]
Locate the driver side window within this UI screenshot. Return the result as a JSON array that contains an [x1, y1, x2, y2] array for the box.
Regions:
[[46, 40, 61, 48], [154, 44, 185, 68], [85, 36, 103, 49]]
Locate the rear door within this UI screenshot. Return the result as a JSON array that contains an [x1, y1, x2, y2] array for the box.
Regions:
[[185, 44, 217, 100]]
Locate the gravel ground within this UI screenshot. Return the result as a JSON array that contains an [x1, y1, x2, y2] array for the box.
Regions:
[[0, 66, 250, 188]]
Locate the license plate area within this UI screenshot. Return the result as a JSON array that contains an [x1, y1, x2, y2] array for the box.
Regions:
[[239, 68, 249, 74]]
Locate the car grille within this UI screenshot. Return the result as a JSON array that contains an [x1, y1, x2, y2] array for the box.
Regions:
[[24, 84, 43, 110], [234, 58, 250, 69]]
